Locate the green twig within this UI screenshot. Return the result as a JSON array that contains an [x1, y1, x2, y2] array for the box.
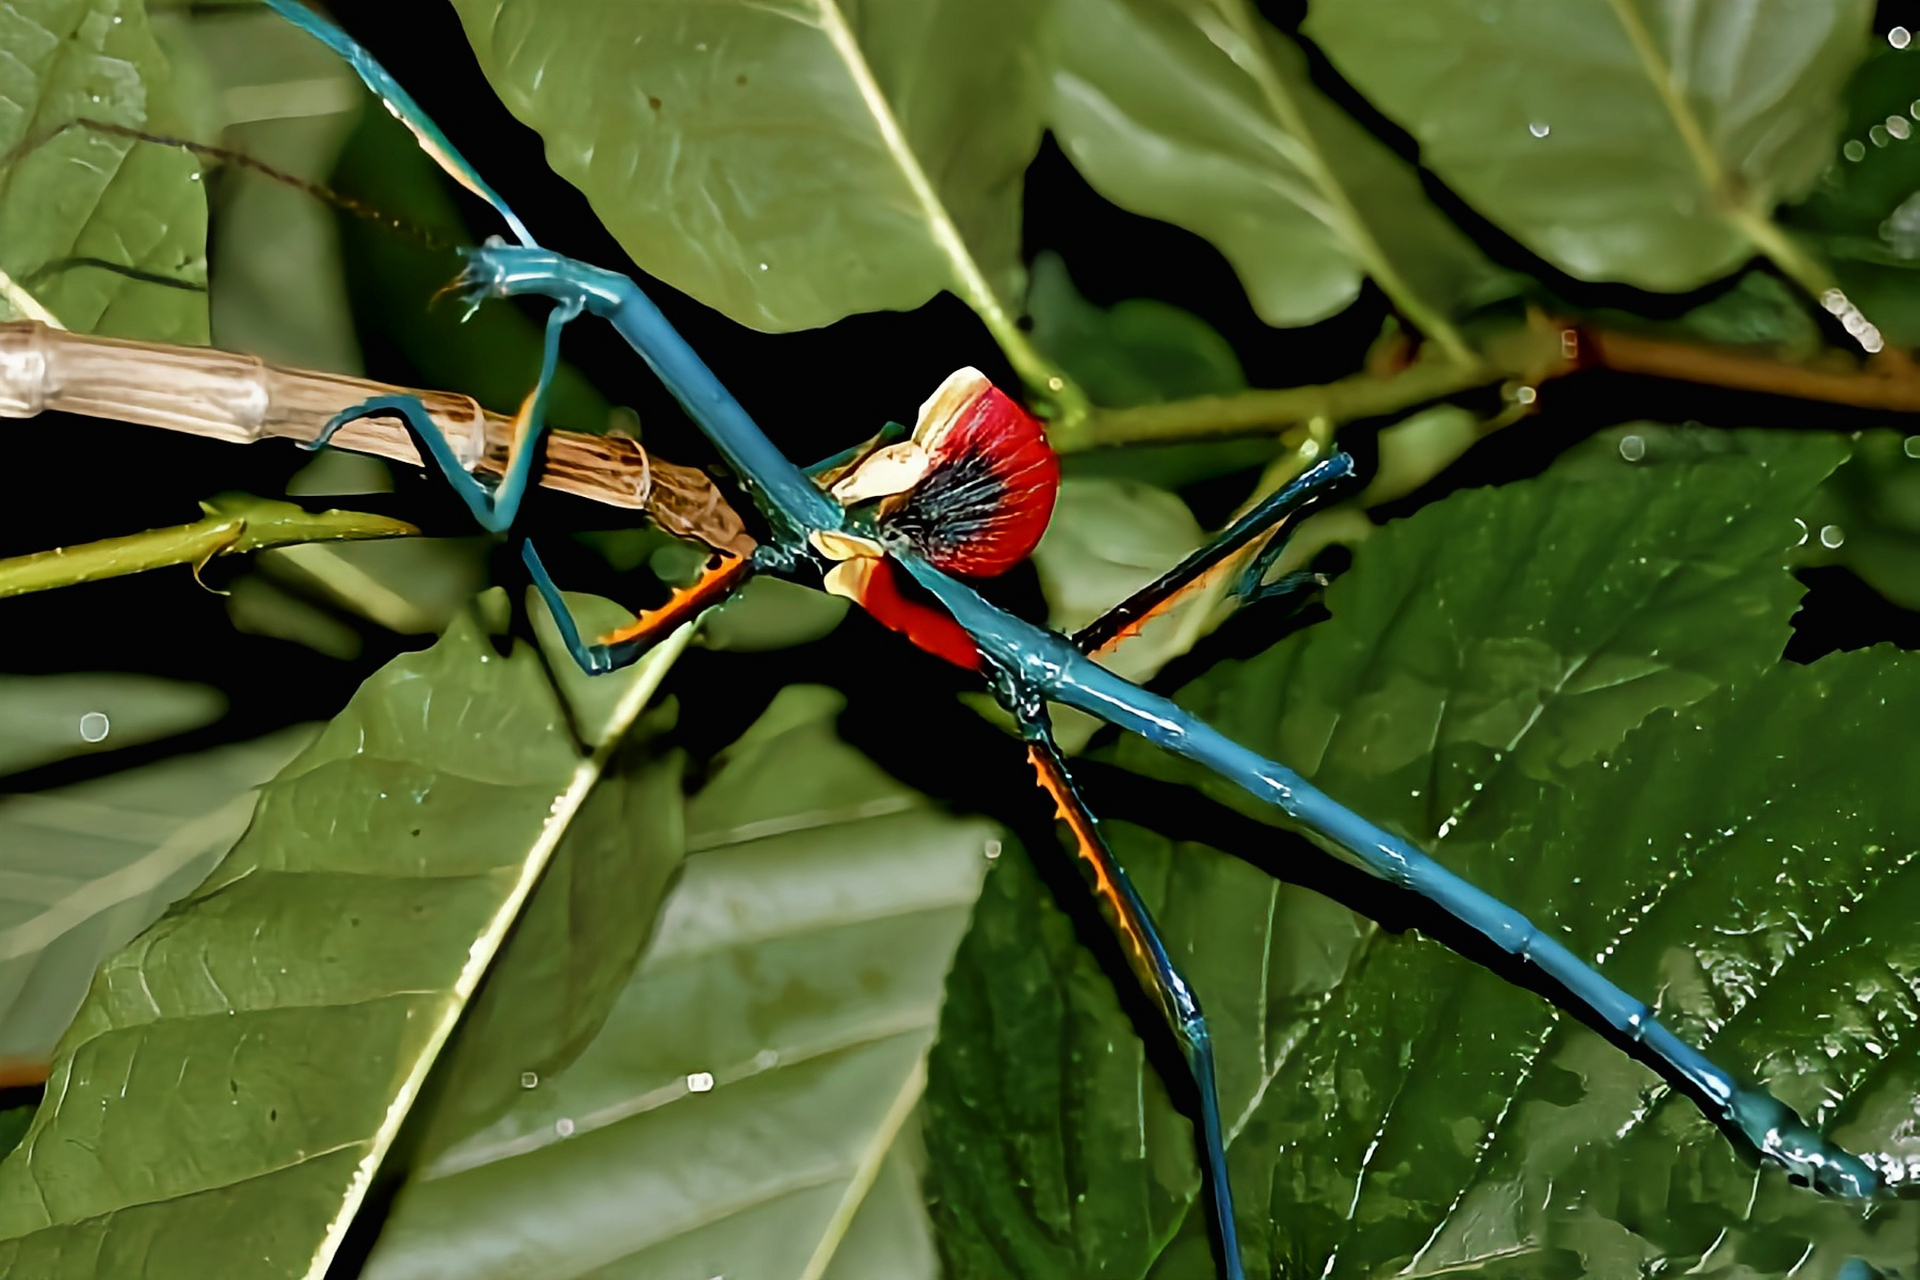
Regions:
[[1064, 347, 1519, 451], [0, 495, 416, 598]]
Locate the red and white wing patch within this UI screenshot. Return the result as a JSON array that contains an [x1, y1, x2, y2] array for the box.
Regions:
[[827, 368, 1059, 580], [888, 368, 1059, 578], [815, 368, 1058, 668]]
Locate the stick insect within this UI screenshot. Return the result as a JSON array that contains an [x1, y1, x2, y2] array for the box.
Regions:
[[223, 4, 1895, 1275]]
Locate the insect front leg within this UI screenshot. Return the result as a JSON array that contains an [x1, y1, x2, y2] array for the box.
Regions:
[[306, 296, 582, 534]]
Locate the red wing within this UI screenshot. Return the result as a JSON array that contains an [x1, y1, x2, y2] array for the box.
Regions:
[[880, 370, 1058, 579], [825, 556, 982, 671]]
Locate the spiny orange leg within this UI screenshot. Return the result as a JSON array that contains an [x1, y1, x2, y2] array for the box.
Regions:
[[523, 540, 753, 675], [1023, 722, 1245, 1280], [1071, 454, 1356, 657]]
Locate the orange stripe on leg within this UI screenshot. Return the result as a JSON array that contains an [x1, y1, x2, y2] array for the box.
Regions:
[[1026, 744, 1157, 979], [597, 552, 751, 647]]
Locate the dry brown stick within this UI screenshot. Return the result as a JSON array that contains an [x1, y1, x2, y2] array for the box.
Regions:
[[0, 321, 755, 556], [1577, 326, 1920, 413]]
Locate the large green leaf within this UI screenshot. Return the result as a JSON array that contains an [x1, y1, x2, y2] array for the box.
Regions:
[[360, 686, 995, 1280], [442, 0, 1049, 349], [925, 427, 1920, 1277], [0, 727, 313, 1071], [0, 0, 208, 340], [1304, 0, 1870, 291], [0, 602, 688, 1276], [1049, 0, 1509, 345]]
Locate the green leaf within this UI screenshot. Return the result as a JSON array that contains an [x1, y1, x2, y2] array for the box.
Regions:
[[0, 1108, 30, 1162], [1031, 477, 1213, 718], [1048, 0, 1509, 348], [181, 2, 366, 372], [360, 686, 996, 1280], [0, 495, 417, 599], [695, 576, 852, 653], [1304, 0, 1871, 291], [1027, 251, 1245, 409], [0, 727, 314, 1069], [927, 427, 1904, 1277], [1138, 425, 1851, 824], [1781, 45, 1920, 347], [0, 673, 223, 779], [409, 743, 688, 1167], [0, 601, 687, 1276], [441, 0, 1072, 401], [1801, 429, 1920, 612], [0, 0, 209, 341]]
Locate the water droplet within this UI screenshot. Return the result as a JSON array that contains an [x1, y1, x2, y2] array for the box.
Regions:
[[757, 262, 769, 271], [1844, 139, 1867, 162], [1528, 121, 1550, 138], [983, 838, 1002, 860], [1871, 124, 1890, 148], [1891, 25, 1912, 48], [1903, 435, 1920, 458], [1820, 524, 1846, 549], [687, 1071, 715, 1093], [1437, 816, 1458, 839], [79, 712, 110, 743], [1618, 434, 1646, 462], [1889, 116, 1912, 141], [519, 1071, 538, 1089], [1046, 376, 1065, 392], [555, 1117, 575, 1137], [1514, 385, 1537, 405], [753, 1048, 779, 1070]]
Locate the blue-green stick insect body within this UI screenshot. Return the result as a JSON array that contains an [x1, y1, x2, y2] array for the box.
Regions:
[[261, 3, 1886, 1275]]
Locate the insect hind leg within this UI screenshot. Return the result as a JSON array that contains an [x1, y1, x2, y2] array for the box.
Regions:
[[1021, 721, 1246, 1280]]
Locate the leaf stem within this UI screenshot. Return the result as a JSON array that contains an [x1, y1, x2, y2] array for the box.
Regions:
[[1214, 0, 1478, 368], [808, 0, 1091, 429], [1069, 347, 1512, 450], [1606, 0, 1726, 192], [1606, 0, 1874, 347]]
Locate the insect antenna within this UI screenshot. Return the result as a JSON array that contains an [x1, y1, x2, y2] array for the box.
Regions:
[[5, 117, 450, 253]]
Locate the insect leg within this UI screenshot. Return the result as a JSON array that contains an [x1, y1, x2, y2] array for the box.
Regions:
[[1071, 453, 1356, 656], [1024, 721, 1245, 1280], [521, 540, 753, 675], [307, 299, 580, 534], [262, 0, 536, 247], [895, 554, 1885, 1198]]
